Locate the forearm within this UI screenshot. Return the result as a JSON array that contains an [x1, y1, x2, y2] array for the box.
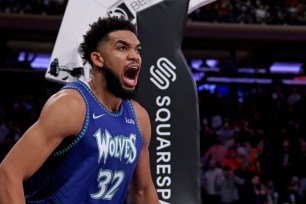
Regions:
[[0, 168, 26, 204], [131, 185, 159, 204], [0, 186, 25, 204]]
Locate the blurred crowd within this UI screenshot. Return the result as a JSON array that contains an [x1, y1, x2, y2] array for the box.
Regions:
[[0, 73, 61, 161], [199, 84, 306, 203], [0, 0, 67, 15], [189, 0, 306, 25], [2, 72, 306, 204], [1, 0, 306, 203], [1, 0, 306, 25]]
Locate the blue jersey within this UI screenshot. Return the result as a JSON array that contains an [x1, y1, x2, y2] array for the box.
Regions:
[[25, 80, 143, 204]]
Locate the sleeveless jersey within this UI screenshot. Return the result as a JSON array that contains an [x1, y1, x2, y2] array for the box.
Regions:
[[24, 80, 143, 204]]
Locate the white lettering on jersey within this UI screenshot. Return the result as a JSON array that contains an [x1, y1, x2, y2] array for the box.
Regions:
[[93, 129, 137, 164]]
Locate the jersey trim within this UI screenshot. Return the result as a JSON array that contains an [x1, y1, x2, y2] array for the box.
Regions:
[[127, 100, 144, 144], [52, 85, 90, 156], [76, 80, 123, 117]]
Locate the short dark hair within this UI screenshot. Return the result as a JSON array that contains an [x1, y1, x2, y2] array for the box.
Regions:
[[79, 16, 137, 66]]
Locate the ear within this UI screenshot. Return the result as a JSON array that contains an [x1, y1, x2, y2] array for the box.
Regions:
[[90, 52, 104, 68]]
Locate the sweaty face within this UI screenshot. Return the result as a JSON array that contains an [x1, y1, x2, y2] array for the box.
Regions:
[[99, 30, 142, 99]]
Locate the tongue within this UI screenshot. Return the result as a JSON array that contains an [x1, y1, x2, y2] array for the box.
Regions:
[[123, 76, 137, 87]]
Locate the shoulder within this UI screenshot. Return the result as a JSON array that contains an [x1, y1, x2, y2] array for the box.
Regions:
[[130, 100, 151, 144], [39, 88, 86, 137], [42, 88, 85, 115], [130, 100, 149, 120]]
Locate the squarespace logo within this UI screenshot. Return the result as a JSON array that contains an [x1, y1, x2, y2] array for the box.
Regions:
[[150, 57, 176, 204]]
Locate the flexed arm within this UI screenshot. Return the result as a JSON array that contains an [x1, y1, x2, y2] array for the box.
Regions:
[[0, 89, 86, 203]]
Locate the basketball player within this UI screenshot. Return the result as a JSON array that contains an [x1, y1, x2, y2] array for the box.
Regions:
[[0, 16, 159, 203]]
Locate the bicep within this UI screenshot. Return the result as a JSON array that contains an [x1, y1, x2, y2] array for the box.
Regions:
[[132, 145, 152, 189], [0, 90, 85, 181], [2, 121, 64, 180], [131, 101, 153, 189]]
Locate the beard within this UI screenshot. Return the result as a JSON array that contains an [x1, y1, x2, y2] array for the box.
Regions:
[[102, 65, 136, 100]]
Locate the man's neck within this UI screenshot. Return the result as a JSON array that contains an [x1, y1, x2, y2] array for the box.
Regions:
[[88, 79, 122, 112]]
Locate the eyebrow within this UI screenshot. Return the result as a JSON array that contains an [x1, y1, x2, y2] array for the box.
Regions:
[[115, 40, 141, 48]]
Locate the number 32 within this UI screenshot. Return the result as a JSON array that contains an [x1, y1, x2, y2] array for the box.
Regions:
[[91, 169, 125, 200]]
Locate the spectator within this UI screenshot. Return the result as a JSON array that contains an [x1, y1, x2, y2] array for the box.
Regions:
[[255, 4, 269, 23], [240, 174, 267, 204], [203, 158, 223, 204], [204, 137, 228, 164], [287, 87, 301, 106], [265, 179, 279, 204], [296, 139, 306, 200], [222, 147, 243, 172], [279, 176, 304, 204], [273, 138, 297, 194], [216, 121, 235, 147], [219, 165, 245, 204]]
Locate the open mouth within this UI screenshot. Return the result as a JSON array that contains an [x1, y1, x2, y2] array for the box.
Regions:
[[123, 65, 139, 87]]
